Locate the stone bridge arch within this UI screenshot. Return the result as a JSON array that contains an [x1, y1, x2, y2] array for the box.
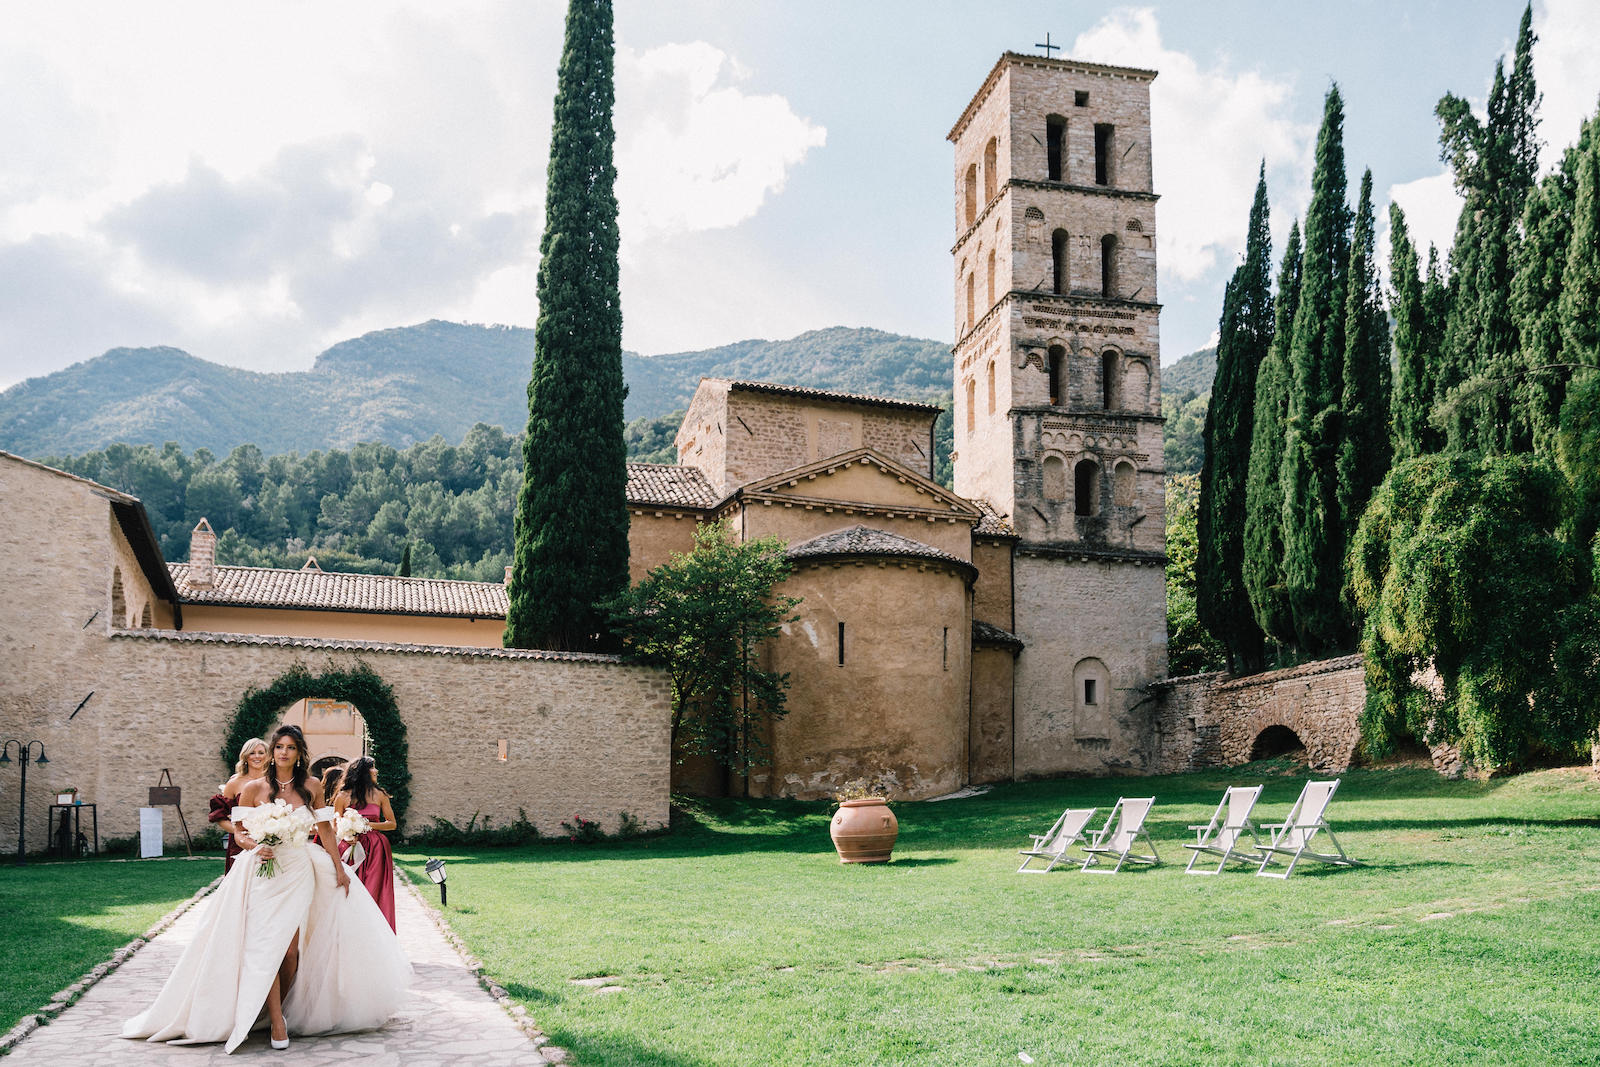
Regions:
[[1214, 656, 1367, 773]]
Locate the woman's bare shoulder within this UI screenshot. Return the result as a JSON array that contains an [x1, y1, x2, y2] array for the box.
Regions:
[[238, 778, 270, 803]]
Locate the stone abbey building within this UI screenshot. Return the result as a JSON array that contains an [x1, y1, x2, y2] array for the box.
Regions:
[[1, 52, 1191, 852]]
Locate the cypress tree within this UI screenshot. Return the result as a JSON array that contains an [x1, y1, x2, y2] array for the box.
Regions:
[[1336, 168, 1392, 541], [505, 0, 630, 651], [397, 541, 412, 578], [1559, 133, 1600, 380], [1388, 204, 1439, 459], [1281, 86, 1353, 653], [1243, 219, 1302, 647], [1198, 164, 1272, 673]]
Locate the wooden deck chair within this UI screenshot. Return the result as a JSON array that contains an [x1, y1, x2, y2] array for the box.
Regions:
[[1017, 807, 1097, 873], [1080, 797, 1160, 873], [1256, 779, 1357, 878], [1183, 785, 1264, 874]]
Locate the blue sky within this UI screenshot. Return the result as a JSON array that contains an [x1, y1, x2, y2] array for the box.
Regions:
[[0, 1, 1594, 390]]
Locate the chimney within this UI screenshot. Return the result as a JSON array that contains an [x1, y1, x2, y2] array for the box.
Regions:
[[189, 518, 216, 588], [504, 565, 513, 585]]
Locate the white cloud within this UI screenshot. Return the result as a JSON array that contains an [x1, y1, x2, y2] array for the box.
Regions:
[[1070, 9, 1314, 285], [1536, 0, 1600, 169], [614, 42, 826, 243], [1383, 171, 1462, 276]]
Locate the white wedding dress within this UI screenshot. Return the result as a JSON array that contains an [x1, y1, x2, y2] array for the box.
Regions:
[[122, 804, 411, 1054]]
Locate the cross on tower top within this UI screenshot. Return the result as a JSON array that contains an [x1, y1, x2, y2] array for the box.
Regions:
[[1034, 33, 1061, 59]]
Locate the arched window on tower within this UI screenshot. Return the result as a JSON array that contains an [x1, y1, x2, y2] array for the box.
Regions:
[[1113, 461, 1136, 507], [1102, 350, 1121, 410], [966, 272, 975, 328], [1094, 123, 1114, 186], [1046, 115, 1066, 181], [983, 137, 998, 203], [986, 249, 996, 307], [986, 360, 996, 415], [964, 163, 977, 228], [1048, 345, 1066, 406], [1042, 455, 1067, 501], [1100, 234, 1117, 298], [964, 377, 976, 433], [1075, 459, 1101, 516], [1052, 229, 1069, 294]]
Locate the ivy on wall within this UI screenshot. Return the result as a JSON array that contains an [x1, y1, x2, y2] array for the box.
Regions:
[[222, 659, 411, 828]]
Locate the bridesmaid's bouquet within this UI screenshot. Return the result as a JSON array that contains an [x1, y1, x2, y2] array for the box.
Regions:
[[335, 809, 372, 870], [241, 799, 312, 878]]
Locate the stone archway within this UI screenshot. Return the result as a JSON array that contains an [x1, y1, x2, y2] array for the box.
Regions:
[[223, 660, 411, 826], [1249, 723, 1305, 761]]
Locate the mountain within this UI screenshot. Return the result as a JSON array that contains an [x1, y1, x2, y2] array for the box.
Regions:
[[0, 322, 955, 458], [1161, 345, 1217, 400]]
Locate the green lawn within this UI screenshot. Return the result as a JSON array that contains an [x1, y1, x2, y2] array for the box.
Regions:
[[398, 764, 1600, 1066], [0, 856, 217, 1035]]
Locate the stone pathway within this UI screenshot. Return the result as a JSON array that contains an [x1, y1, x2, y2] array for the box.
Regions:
[[6, 877, 550, 1065]]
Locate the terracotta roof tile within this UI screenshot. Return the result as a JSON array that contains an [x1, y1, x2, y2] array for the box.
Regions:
[[169, 563, 509, 617], [625, 463, 719, 508], [972, 619, 1024, 648], [972, 500, 1017, 537], [787, 524, 974, 574], [111, 628, 620, 663], [728, 380, 942, 414]]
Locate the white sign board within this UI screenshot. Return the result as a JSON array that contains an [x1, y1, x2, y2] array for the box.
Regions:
[[139, 807, 163, 858]]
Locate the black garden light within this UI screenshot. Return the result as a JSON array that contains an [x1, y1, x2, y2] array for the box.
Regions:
[[1, 739, 49, 867], [424, 857, 448, 906]]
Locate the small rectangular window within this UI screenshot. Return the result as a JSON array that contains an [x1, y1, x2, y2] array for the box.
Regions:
[[1094, 124, 1114, 186], [838, 622, 846, 666], [943, 627, 949, 670], [1084, 679, 1098, 705], [497, 739, 509, 762], [1074, 90, 1089, 107]]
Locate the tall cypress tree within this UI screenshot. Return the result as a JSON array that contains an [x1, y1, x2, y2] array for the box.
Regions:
[[1198, 164, 1272, 673], [505, 0, 630, 651], [1559, 132, 1600, 380], [1243, 219, 1302, 647], [1336, 168, 1392, 541], [1281, 86, 1353, 653], [1388, 204, 1438, 459]]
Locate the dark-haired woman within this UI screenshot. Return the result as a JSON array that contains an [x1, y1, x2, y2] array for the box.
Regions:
[[124, 724, 409, 1053], [334, 757, 398, 931]]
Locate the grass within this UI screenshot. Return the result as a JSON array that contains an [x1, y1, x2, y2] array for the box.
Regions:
[[398, 763, 1600, 1066], [0, 855, 217, 1035]]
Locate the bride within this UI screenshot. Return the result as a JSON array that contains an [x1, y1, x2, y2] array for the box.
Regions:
[[123, 724, 410, 1053]]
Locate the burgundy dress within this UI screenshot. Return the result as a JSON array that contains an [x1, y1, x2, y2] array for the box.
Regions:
[[206, 793, 243, 873], [338, 802, 396, 931]]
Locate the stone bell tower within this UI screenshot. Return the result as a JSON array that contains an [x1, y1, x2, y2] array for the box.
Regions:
[[948, 52, 1169, 777]]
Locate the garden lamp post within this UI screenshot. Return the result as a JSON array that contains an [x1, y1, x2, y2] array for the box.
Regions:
[[1, 739, 49, 867], [424, 857, 448, 906]]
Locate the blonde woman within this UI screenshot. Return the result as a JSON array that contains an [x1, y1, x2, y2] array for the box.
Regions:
[[208, 737, 268, 873]]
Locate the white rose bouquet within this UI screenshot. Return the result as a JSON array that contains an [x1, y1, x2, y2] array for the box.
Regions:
[[241, 799, 312, 878], [335, 809, 371, 870]]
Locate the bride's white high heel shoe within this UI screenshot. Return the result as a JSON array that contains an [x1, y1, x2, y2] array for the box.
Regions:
[[271, 1036, 290, 1050]]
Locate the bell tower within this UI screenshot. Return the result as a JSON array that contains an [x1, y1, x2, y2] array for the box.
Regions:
[[949, 52, 1168, 777]]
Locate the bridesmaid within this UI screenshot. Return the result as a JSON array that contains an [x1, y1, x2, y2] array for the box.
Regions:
[[334, 757, 398, 931], [316, 762, 348, 848], [207, 738, 267, 873]]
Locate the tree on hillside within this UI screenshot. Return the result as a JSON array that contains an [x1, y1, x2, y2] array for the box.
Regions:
[[1243, 219, 1302, 647], [1198, 164, 1272, 673], [1388, 205, 1446, 458], [1280, 86, 1354, 653], [1166, 473, 1229, 676], [608, 521, 800, 792], [1336, 169, 1392, 546], [506, 0, 631, 651]]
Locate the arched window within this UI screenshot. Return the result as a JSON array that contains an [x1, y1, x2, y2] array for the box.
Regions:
[[964, 377, 976, 433], [966, 272, 975, 328], [1046, 115, 1066, 181], [1113, 461, 1136, 506], [1094, 123, 1114, 186], [1102, 350, 1121, 410], [111, 566, 126, 629], [1025, 206, 1044, 246], [986, 361, 996, 415], [1074, 459, 1100, 516], [964, 163, 977, 228], [1052, 229, 1069, 294], [983, 137, 998, 203], [1042, 456, 1067, 500], [986, 249, 996, 307], [1100, 234, 1117, 298], [1048, 345, 1066, 406]]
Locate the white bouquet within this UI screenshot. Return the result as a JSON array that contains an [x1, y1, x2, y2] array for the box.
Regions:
[[335, 809, 371, 870], [241, 799, 312, 879]]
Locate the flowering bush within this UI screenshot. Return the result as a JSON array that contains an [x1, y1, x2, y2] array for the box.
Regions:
[[561, 814, 605, 843]]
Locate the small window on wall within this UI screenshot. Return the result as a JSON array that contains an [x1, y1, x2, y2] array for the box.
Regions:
[[943, 627, 950, 670], [1094, 123, 1114, 186], [1074, 90, 1089, 107], [1102, 350, 1121, 409], [1046, 115, 1066, 181], [1075, 459, 1100, 516], [1084, 679, 1098, 705], [964, 163, 978, 227], [838, 621, 846, 666], [1052, 229, 1069, 294], [1048, 345, 1066, 406], [1101, 234, 1118, 298]]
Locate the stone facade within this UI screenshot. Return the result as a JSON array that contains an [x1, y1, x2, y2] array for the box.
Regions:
[[0, 452, 670, 852]]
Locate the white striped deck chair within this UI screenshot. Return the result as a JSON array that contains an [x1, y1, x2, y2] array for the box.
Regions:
[[1017, 807, 1097, 873], [1183, 785, 1265, 874], [1080, 797, 1160, 873], [1256, 779, 1357, 878]]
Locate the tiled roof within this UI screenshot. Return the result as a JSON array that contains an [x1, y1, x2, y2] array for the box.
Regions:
[[626, 463, 719, 508], [787, 525, 974, 574], [169, 563, 509, 618], [972, 619, 1024, 649], [728, 380, 942, 414], [972, 500, 1017, 538], [111, 628, 622, 663]]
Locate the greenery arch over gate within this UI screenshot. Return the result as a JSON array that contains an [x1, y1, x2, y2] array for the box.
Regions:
[[222, 660, 411, 828]]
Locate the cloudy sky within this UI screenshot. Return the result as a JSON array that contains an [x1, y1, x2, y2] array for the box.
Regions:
[[1, 1, 1596, 390]]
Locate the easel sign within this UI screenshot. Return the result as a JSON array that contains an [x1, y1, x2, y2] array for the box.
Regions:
[[148, 768, 193, 856]]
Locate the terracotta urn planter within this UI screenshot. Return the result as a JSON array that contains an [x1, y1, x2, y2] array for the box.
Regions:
[[830, 797, 898, 863]]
